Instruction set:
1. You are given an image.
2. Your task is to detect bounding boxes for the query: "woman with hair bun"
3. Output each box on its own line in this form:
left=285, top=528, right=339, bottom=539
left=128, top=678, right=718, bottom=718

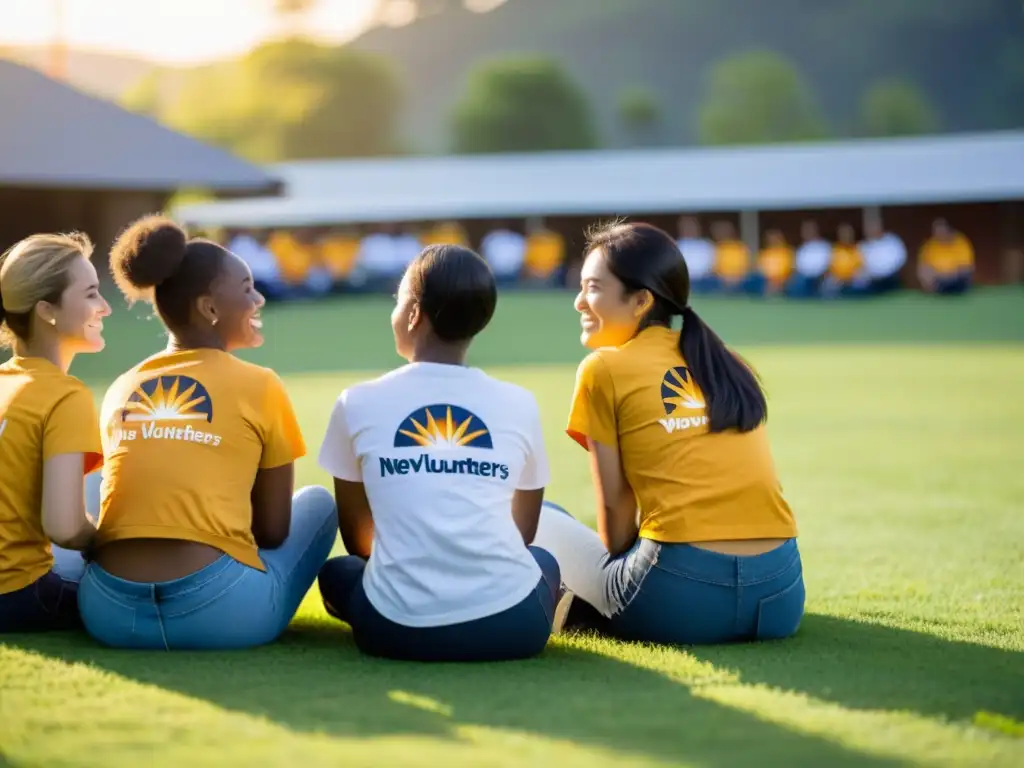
left=78, top=215, right=336, bottom=650
left=0, top=232, right=111, bottom=632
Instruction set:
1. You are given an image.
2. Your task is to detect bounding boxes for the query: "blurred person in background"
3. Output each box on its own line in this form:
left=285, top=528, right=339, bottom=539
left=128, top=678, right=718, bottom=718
left=228, top=228, right=285, bottom=302
left=748, top=229, right=794, bottom=296
left=318, top=225, right=362, bottom=292
left=317, top=244, right=569, bottom=661
left=78, top=216, right=336, bottom=650
left=533, top=222, right=802, bottom=646
left=787, top=220, right=832, bottom=298
left=354, top=222, right=404, bottom=293
left=710, top=220, right=751, bottom=293
left=859, top=219, right=907, bottom=294
left=480, top=220, right=527, bottom=286
left=676, top=216, right=716, bottom=294
left=394, top=224, right=424, bottom=280
left=267, top=228, right=330, bottom=299
left=421, top=220, right=469, bottom=249
left=917, top=218, right=974, bottom=295
left=821, top=223, right=869, bottom=298
left=0, top=232, right=111, bottom=632
left=523, top=219, right=566, bottom=286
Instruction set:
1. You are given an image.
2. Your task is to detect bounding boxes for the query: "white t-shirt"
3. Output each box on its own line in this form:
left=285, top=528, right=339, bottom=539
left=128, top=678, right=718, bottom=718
left=795, top=239, right=833, bottom=278
left=318, top=362, right=550, bottom=627
left=677, top=237, right=715, bottom=279
left=481, top=229, right=527, bottom=278
left=859, top=233, right=907, bottom=279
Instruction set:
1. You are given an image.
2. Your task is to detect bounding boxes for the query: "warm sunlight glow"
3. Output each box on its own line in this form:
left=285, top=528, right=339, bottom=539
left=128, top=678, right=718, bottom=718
left=0, top=0, right=379, bottom=64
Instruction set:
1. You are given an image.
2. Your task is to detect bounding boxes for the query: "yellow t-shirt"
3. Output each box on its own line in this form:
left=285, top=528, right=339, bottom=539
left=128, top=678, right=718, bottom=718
left=830, top=244, right=863, bottom=281
left=319, top=235, right=360, bottom=279
left=421, top=224, right=469, bottom=248
left=96, top=349, right=306, bottom=571
left=757, top=246, right=795, bottom=283
left=0, top=357, right=102, bottom=594
left=715, top=240, right=751, bottom=280
left=524, top=231, right=565, bottom=278
left=567, top=326, right=796, bottom=544
left=267, top=231, right=314, bottom=285
left=920, top=234, right=974, bottom=275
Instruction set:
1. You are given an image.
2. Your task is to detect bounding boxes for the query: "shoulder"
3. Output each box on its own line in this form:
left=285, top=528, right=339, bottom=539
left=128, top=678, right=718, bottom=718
left=475, top=371, right=540, bottom=413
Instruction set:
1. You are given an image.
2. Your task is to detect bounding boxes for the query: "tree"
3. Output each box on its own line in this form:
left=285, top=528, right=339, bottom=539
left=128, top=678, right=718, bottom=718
left=859, top=78, right=941, bottom=137
left=126, top=40, right=405, bottom=162
left=450, top=56, right=598, bottom=154
left=617, top=85, right=661, bottom=146
left=697, top=50, right=828, bottom=146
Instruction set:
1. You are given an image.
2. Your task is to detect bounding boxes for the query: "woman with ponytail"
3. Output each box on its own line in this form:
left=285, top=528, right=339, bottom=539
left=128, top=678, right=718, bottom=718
left=533, top=221, right=803, bottom=645
left=0, top=232, right=111, bottom=632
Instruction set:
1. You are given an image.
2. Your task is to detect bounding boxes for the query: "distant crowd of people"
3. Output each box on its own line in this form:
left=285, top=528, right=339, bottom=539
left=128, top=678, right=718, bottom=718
left=223, top=220, right=567, bottom=301
left=676, top=215, right=975, bottom=299
left=217, top=214, right=977, bottom=302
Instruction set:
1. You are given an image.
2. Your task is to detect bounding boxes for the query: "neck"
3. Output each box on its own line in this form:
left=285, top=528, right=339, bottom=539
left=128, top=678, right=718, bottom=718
left=409, top=341, right=468, bottom=367
left=166, top=329, right=226, bottom=355
left=15, top=336, right=72, bottom=373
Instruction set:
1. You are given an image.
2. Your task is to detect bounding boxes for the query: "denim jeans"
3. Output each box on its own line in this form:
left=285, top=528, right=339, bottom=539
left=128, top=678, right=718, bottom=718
left=533, top=502, right=805, bottom=646
left=318, top=546, right=561, bottom=662
left=78, top=485, right=337, bottom=650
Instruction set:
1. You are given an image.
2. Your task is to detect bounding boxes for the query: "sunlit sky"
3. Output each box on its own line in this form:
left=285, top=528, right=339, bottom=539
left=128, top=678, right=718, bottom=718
left=0, top=0, right=383, bottom=64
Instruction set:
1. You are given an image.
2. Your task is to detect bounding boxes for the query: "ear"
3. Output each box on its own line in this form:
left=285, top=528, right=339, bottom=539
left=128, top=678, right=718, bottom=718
left=195, top=295, right=218, bottom=327
left=407, top=301, right=422, bottom=332
left=35, top=301, right=59, bottom=327
left=631, top=289, right=654, bottom=318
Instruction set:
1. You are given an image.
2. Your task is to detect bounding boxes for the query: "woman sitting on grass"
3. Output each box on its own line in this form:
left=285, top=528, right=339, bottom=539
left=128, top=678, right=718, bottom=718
left=317, top=244, right=570, bottom=661
left=533, top=221, right=804, bottom=646
left=77, top=216, right=337, bottom=650
left=0, top=232, right=111, bottom=632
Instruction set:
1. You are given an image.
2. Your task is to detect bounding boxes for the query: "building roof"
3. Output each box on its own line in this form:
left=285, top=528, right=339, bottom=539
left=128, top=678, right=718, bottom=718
left=0, top=60, right=280, bottom=193
left=173, top=130, right=1024, bottom=228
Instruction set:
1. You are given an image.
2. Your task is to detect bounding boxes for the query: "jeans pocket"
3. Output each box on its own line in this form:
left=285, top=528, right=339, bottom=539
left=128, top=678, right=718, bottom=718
left=755, top=575, right=805, bottom=641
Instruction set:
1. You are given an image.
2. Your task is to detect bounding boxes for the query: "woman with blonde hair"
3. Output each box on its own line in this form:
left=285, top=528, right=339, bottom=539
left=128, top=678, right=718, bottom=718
left=0, top=232, right=111, bottom=632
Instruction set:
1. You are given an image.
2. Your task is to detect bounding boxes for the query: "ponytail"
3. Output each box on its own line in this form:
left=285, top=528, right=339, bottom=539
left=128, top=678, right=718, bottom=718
left=680, top=306, right=766, bottom=433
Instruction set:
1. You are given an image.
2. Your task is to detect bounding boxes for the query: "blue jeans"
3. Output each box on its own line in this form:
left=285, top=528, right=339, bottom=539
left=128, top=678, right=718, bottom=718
left=318, top=546, right=560, bottom=662
left=78, top=486, right=337, bottom=650
left=533, top=502, right=804, bottom=646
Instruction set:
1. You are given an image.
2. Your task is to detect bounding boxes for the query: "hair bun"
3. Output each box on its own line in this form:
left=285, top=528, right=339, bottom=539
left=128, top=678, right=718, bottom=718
left=110, top=215, right=188, bottom=295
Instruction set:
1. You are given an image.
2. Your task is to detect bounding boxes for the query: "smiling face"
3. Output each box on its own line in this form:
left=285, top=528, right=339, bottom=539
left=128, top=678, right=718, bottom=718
left=44, top=255, right=111, bottom=354
left=574, top=248, right=648, bottom=350
left=208, top=251, right=266, bottom=351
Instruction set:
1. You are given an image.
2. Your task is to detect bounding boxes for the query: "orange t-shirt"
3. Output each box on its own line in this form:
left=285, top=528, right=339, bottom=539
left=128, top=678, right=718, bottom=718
left=830, top=244, right=864, bottom=281
left=0, top=357, right=102, bottom=593
left=757, top=246, right=795, bottom=283
left=567, top=326, right=796, bottom=543
left=715, top=241, right=751, bottom=280
left=524, top=231, right=565, bottom=278
left=920, top=234, right=974, bottom=275
left=97, top=349, right=305, bottom=570
left=319, top=235, right=360, bottom=279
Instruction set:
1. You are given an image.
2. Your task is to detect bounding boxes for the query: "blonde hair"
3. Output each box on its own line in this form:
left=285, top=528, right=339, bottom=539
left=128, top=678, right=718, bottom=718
left=0, top=232, right=94, bottom=348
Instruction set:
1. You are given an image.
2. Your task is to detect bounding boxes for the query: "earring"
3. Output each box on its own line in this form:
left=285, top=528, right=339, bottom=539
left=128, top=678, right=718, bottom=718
left=211, top=318, right=218, bottom=327
left=49, top=318, right=56, bottom=326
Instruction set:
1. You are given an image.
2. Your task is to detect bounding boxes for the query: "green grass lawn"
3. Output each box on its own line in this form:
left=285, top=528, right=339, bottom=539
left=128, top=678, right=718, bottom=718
left=2, top=290, right=1023, bottom=767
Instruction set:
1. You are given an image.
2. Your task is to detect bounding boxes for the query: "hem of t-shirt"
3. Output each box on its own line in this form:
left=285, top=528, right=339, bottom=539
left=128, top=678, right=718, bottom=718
left=640, top=523, right=799, bottom=543
left=0, top=561, right=53, bottom=595
left=259, top=448, right=307, bottom=471
left=97, top=526, right=266, bottom=571
left=363, top=572, right=542, bottom=629
left=317, top=458, right=362, bottom=482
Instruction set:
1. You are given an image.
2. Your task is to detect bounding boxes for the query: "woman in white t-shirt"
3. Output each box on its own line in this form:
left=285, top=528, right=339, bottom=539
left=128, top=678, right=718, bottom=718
left=317, top=244, right=569, bottom=661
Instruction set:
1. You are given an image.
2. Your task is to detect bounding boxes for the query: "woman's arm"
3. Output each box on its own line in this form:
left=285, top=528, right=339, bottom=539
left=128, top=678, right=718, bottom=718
left=587, top=438, right=638, bottom=556
left=511, top=488, right=544, bottom=545
left=333, top=478, right=373, bottom=559
left=251, top=463, right=295, bottom=549
left=41, top=453, right=97, bottom=550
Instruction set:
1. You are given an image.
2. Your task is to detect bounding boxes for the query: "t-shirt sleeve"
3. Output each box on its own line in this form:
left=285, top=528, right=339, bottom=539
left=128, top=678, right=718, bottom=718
left=566, top=352, right=618, bottom=450
left=259, top=370, right=306, bottom=470
left=517, top=393, right=550, bottom=491
left=44, top=384, right=103, bottom=475
left=317, top=391, right=362, bottom=482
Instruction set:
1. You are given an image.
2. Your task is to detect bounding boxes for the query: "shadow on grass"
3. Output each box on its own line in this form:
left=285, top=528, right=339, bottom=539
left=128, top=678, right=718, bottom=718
left=691, top=614, right=1024, bottom=721
left=6, top=618, right=903, bottom=767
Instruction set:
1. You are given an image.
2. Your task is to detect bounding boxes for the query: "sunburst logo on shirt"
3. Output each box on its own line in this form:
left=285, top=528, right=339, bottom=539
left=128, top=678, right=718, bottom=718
left=394, top=404, right=493, bottom=449
left=661, top=366, right=705, bottom=414
left=121, top=375, right=214, bottom=423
